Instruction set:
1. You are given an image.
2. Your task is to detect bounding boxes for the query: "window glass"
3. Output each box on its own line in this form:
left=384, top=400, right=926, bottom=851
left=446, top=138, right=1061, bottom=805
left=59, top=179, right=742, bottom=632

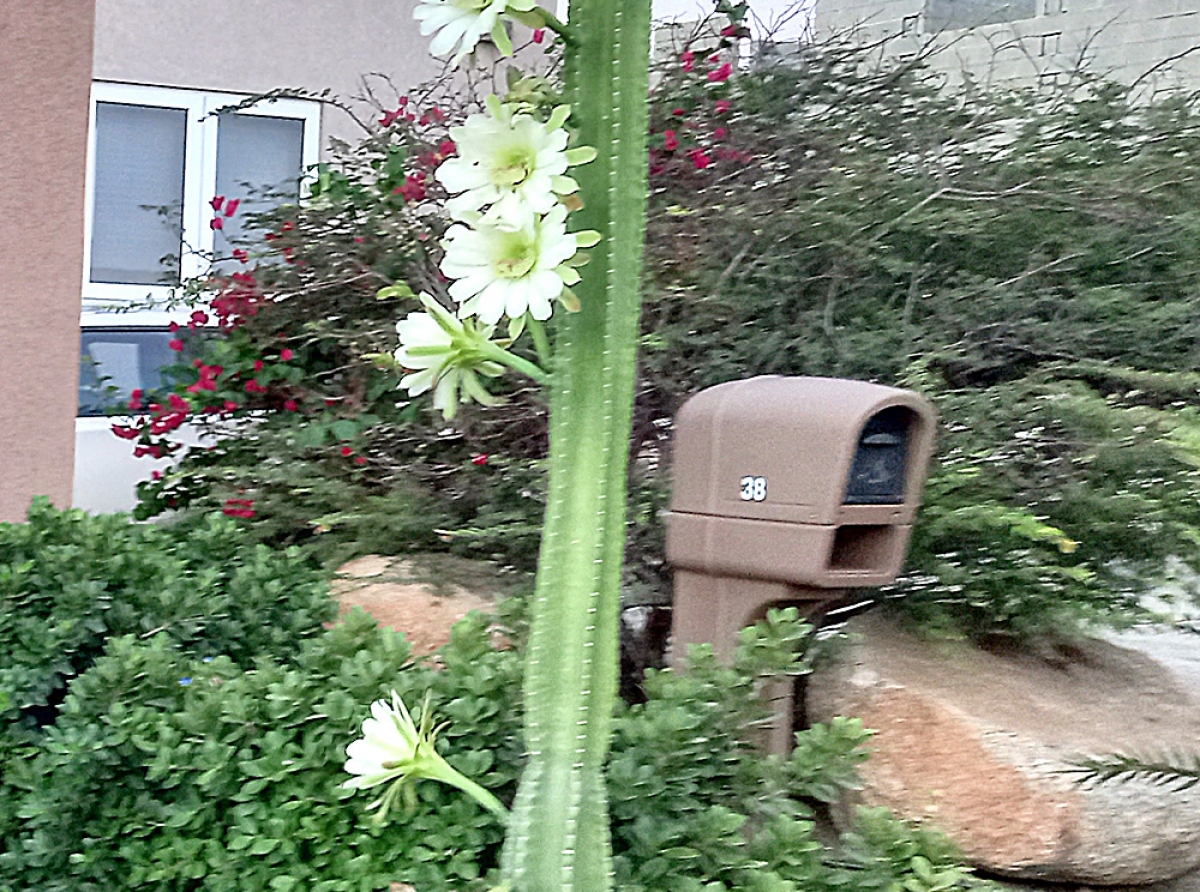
left=214, top=113, right=305, bottom=248
left=79, top=328, right=182, bottom=416
left=924, top=0, right=1036, bottom=30
left=90, top=103, right=187, bottom=285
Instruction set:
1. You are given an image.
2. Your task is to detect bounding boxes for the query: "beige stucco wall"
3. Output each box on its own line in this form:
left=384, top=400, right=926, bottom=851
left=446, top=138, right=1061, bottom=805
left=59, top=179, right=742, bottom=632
left=0, top=0, right=97, bottom=522
left=814, top=0, right=1200, bottom=91
left=92, top=0, right=445, bottom=151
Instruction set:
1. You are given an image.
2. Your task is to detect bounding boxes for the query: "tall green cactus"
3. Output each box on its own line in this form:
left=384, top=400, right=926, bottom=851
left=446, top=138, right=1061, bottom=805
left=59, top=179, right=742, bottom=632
left=353, top=0, right=654, bottom=885
left=499, top=1, right=651, bottom=888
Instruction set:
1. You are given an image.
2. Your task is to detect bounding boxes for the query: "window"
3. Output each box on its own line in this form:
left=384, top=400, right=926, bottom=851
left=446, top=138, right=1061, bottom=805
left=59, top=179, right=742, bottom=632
left=78, top=327, right=186, bottom=416
left=923, top=0, right=1037, bottom=31
left=85, top=83, right=320, bottom=301
left=1039, top=32, right=1061, bottom=55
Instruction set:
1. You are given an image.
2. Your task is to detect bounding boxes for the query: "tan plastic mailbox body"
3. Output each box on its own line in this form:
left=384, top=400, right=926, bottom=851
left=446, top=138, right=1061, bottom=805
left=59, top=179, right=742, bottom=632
left=665, top=376, right=936, bottom=752
left=666, top=375, right=936, bottom=662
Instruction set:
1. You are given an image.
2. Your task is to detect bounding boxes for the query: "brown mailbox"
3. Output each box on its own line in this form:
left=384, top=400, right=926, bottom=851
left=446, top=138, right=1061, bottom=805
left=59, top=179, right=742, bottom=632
left=665, top=376, right=936, bottom=752
left=666, top=375, right=936, bottom=662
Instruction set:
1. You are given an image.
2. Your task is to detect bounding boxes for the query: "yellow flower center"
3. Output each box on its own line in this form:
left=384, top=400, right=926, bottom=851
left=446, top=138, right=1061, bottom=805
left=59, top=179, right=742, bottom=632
left=491, top=147, right=534, bottom=189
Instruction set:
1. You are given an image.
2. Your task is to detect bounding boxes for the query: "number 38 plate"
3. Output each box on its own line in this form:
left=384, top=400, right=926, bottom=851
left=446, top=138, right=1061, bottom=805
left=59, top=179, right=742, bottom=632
left=739, top=476, right=767, bottom=502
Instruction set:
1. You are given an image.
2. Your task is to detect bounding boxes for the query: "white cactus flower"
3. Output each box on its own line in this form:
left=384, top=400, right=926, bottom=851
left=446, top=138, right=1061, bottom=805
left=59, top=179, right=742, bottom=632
left=413, top=0, right=536, bottom=66
left=438, top=100, right=592, bottom=229
left=395, top=294, right=505, bottom=419
left=342, top=690, right=507, bottom=821
left=441, top=204, right=581, bottom=324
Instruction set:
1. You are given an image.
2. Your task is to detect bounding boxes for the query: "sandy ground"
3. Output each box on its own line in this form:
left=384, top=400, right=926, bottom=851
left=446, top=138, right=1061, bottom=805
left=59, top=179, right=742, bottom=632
left=332, top=553, right=528, bottom=655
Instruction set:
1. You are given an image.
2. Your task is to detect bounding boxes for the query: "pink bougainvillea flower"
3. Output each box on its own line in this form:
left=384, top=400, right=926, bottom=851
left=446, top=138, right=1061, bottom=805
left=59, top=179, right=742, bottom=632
left=168, top=338, right=184, bottom=352
left=681, top=50, right=695, bottom=72
left=663, top=129, right=679, bottom=152
left=340, top=446, right=354, bottom=457
left=232, top=248, right=249, bottom=263
left=151, top=470, right=163, bottom=481
left=222, top=497, right=256, bottom=519
left=715, top=99, right=732, bottom=114
left=672, top=107, right=685, bottom=116
left=223, top=198, right=240, bottom=217
left=355, top=456, right=368, bottom=466
left=707, top=52, right=721, bottom=63
left=720, top=24, right=737, bottom=36
left=532, top=27, right=545, bottom=43
left=190, top=310, right=209, bottom=325
left=210, top=195, right=225, bottom=211
left=280, top=348, right=295, bottom=361
left=438, top=139, right=457, bottom=157
left=210, top=216, right=224, bottom=231
left=688, top=148, right=713, bottom=170
left=395, top=172, right=428, bottom=203
left=283, top=399, right=299, bottom=412
left=253, top=359, right=264, bottom=372
left=471, top=453, right=489, bottom=466
left=111, top=424, right=141, bottom=440
left=713, top=126, right=727, bottom=140
left=708, top=62, right=732, bottom=83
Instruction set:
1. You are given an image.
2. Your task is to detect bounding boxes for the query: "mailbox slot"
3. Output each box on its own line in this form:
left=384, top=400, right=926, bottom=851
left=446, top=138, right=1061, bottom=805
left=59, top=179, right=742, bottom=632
left=829, top=524, right=896, bottom=572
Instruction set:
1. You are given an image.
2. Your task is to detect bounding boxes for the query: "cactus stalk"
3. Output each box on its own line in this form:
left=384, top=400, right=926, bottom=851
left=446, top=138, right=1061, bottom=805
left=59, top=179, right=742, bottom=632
left=499, top=0, right=651, bottom=887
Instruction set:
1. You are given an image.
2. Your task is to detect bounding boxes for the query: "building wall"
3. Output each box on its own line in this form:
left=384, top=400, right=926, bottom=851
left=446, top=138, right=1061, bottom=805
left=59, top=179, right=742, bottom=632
left=93, top=0, right=444, bottom=150
left=0, top=0, right=97, bottom=522
left=814, top=0, right=1200, bottom=91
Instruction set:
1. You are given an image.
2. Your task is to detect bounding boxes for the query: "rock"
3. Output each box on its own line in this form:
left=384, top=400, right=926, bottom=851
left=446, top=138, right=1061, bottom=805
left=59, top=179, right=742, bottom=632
left=806, top=612, right=1200, bottom=885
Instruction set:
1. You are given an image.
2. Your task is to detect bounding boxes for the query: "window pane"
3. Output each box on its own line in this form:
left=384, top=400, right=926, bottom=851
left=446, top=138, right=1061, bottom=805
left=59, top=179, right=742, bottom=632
left=214, top=114, right=305, bottom=248
left=90, top=103, right=186, bottom=285
left=924, top=0, right=1036, bottom=30
left=79, top=328, right=183, bottom=416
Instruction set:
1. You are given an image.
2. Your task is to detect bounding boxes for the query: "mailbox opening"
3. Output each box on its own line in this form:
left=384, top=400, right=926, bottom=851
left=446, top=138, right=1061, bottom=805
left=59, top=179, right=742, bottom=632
left=829, top=524, right=897, bottom=572
left=844, top=406, right=914, bottom=505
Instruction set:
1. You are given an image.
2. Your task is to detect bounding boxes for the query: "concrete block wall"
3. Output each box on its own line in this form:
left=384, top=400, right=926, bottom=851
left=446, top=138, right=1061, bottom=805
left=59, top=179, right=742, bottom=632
left=813, top=0, right=1200, bottom=91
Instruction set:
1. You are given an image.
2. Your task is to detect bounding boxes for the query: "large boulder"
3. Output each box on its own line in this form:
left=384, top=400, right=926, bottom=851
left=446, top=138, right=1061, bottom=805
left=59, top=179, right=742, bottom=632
left=807, top=613, right=1200, bottom=885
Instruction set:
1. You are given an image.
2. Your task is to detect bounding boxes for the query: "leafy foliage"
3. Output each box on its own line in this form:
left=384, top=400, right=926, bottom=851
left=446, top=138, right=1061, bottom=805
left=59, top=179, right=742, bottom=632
left=0, top=548, right=980, bottom=892
left=0, top=499, right=333, bottom=738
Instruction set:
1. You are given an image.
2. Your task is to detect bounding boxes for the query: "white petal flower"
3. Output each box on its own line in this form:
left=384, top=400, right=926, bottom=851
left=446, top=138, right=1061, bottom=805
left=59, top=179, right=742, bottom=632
left=441, top=204, right=578, bottom=324
left=342, top=690, right=508, bottom=821
left=342, top=692, right=424, bottom=791
left=395, top=294, right=505, bottom=418
left=413, top=0, right=536, bottom=66
left=438, top=101, right=573, bottom=228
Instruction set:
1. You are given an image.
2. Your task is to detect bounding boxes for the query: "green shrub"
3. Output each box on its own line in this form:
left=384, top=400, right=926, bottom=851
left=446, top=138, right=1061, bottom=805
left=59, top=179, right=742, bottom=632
left=2, top=601, right=981, bottom=892
left=886, top=373, right=1200, bottom=641
left=0, top=500, right=334, bottom=737
left=2, top=612, right=520, bottom=892
left=113, top=39, right=1200, bottom=644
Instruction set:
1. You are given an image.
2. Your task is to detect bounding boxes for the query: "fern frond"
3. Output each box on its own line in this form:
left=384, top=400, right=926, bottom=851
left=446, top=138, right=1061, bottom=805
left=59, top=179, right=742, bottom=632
left=1067, top=753, right=1200, bottom=791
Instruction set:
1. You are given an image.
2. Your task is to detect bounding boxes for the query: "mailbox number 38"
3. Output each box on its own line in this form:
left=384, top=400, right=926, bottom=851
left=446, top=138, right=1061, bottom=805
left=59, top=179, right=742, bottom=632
left=739, top=475, right=768, bottom=502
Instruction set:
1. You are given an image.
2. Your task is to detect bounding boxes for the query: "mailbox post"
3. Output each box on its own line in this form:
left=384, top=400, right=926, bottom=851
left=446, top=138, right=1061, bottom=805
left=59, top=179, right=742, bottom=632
left=664, top=375, right=936, bottom=751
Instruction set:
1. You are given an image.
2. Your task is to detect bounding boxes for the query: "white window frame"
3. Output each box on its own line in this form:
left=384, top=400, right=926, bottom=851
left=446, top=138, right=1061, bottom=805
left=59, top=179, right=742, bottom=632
left=83, top=82, right=320, bottom=303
